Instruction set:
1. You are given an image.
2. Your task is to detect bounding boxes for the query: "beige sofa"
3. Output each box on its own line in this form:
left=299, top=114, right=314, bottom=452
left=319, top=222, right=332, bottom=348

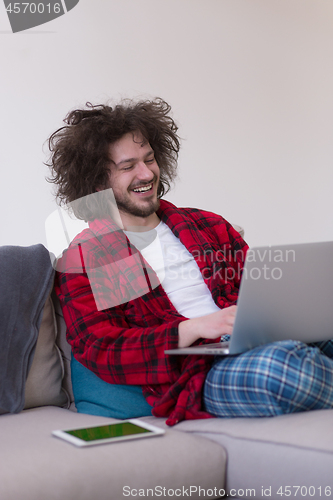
left=2, top=260, right=333, bottom=500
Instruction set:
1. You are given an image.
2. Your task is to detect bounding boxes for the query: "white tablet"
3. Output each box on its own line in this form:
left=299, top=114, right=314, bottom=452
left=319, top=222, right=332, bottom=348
left=52, top=419, right=165, bottom=447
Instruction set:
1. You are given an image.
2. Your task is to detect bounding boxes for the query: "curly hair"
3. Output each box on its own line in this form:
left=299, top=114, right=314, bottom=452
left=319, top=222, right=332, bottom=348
left=46, top=98, right=180, bottom=220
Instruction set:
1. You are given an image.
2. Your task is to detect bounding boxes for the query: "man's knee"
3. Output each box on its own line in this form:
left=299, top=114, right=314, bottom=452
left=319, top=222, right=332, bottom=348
left=256, top=340, right=333, bottom=412
left=249, top=340, right=320, bottom=389
left=204, top=340, right=333, bottom=417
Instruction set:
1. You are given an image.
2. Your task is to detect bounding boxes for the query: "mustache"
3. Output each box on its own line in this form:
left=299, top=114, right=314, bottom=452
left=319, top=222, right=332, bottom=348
left=130, top=175, right=158, bottom=190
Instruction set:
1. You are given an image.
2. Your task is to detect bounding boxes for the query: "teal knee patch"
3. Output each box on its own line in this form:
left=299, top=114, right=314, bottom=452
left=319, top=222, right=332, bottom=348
left=71, top=355, right=153, bottom=419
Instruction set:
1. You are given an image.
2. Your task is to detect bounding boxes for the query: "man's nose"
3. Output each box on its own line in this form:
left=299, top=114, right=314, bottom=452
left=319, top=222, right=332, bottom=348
left=136, top=161, right=154, bottom=179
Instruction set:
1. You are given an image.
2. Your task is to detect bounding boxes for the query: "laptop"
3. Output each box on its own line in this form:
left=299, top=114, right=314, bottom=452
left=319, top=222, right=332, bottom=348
left=165, top=240, right=333, bottom=356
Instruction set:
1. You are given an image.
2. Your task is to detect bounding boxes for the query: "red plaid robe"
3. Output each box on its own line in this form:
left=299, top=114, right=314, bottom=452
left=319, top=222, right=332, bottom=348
left=55, top=199, right=248, bottom=425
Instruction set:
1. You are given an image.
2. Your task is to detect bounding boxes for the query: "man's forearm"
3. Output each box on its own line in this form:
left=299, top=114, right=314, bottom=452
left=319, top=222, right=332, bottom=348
left=178, top=318, right=202, bottom=348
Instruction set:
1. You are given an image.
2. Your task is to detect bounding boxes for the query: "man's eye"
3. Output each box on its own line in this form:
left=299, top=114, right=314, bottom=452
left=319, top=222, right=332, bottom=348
left=122, top=165, right=133, bottom=171
left=146, top=158, right=154, bottom=164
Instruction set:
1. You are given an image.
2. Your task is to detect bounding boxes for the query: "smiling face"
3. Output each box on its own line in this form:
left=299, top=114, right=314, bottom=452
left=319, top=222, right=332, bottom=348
left=107, top=131, right=161, bottom=230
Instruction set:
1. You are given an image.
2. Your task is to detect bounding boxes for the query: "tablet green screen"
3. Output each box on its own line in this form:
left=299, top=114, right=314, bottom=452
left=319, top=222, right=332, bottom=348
left=65, top=422, right=151, bottom=442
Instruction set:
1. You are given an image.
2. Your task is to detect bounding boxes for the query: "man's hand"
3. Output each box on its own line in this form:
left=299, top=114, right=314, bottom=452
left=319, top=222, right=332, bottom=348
left=178, top=305, right=237, bottom=348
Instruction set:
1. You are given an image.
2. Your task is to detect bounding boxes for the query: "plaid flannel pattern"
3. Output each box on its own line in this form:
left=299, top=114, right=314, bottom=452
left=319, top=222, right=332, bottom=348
left=55, top=199, right=248, bottom=426
left=204, top=339, right=333, bottom=417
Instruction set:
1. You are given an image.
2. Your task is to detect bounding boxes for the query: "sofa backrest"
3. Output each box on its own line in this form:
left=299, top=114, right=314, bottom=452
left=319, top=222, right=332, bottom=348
left=24, top=284, right=74, bottom=411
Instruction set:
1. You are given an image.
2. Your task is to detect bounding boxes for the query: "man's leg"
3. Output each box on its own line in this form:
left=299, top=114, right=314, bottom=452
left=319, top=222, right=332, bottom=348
left=310, top=340, right=333, bottom=359
left=203, top=340, right=333, bottom=417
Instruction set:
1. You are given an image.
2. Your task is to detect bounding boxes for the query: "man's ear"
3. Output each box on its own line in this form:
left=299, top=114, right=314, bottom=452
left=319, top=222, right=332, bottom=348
left=95, top=184, right=109, bottom=192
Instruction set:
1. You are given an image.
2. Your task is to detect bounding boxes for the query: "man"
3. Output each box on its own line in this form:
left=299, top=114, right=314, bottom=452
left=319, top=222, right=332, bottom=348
left=48, top=98, right=333, bottom=426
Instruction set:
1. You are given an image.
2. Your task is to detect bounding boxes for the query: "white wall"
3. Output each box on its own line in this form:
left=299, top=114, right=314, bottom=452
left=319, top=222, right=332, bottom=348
left=0, top=0, right=332, bottom=248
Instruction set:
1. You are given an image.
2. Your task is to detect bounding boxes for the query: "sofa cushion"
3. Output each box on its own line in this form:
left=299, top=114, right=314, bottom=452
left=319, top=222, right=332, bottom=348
left=52, top=290, right=75, bottom=404
left=142, top=410, right=333, bottom=498
left=0, top=244, right=56, bottom=414
left=24, top=294, right=69, bottom=409
left=0, top=407, right=227, bottom=500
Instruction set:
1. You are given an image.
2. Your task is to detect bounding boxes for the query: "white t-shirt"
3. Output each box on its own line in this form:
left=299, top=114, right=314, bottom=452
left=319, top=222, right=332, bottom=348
left=124, top=221, right=220, bottom=319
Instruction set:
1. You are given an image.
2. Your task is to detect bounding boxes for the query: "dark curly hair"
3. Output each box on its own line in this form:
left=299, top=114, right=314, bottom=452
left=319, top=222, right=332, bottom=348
left=46, top=98, right=180, bottom=220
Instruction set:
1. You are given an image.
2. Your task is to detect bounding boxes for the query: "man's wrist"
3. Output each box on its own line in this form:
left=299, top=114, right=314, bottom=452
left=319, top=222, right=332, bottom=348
left=178, top=318, right=201, bottom=348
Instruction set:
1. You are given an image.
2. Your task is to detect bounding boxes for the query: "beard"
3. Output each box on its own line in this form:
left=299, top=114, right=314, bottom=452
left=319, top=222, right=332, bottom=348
left=112, top=174, right=161, bottom=219
left=115, top=196, right=160, bottom=218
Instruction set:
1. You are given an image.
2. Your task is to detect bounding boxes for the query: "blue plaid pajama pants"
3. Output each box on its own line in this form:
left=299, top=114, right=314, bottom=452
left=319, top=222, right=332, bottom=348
left=203, top=339, right=333, bottom=417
